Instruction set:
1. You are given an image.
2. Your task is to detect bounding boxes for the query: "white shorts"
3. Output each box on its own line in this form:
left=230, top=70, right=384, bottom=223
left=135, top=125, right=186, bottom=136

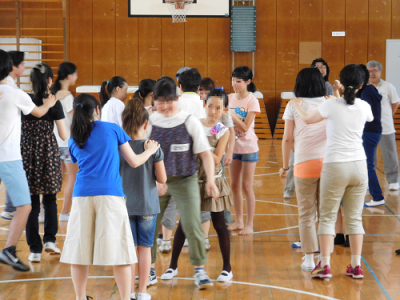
left=60, top=195, right=137, bottom=266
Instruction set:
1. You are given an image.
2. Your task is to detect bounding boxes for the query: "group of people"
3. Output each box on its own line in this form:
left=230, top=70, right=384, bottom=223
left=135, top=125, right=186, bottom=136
left=0, top=48, right=263, bottom=300
left=280, top=59, right=400, bottom=279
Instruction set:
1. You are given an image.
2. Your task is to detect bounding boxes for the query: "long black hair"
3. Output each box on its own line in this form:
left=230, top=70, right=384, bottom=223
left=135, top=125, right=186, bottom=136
left=71, top=93, right=100, bottom=149
left=0, top=50, right=13, bottom=81
left=311, top=58, right=330, bottom=82
left=153, top=76, right=177, bottom=100
left=100, top=76, right=126, bottom=107
left=51, top=62, right=77, bottom=95
left=294, top=68, right=326, bottom=98
left=339, top=64, right=365, bottom=105
left=232, top=66, right=256, bottom=93
left=355, top=64, right=369, bottom=98
left=30, top=63, right=54, bottom=101
left=133, top=78, right=156, bottom=103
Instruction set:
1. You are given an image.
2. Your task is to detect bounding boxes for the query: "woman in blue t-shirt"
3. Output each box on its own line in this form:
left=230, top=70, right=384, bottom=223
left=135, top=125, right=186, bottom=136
left=60, top=93, right=160, bottom=300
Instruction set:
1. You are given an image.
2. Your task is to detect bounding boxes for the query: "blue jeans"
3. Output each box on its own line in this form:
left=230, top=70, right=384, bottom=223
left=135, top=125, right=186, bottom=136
left=232, top=152, right=259, bottom=162
left=363, top=132, right=384, bottom=201
left=130, top=215, right=157, bottom=247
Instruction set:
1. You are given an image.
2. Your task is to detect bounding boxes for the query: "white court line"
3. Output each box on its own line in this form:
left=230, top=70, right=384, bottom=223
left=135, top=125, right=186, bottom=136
left=0, top=276, right=340, bottom=300
left=256, top=199, right=299, bottom=207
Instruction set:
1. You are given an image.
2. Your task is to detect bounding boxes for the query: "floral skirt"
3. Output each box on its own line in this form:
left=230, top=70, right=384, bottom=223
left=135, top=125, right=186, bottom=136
left=21, top=120, right=62, bottom=195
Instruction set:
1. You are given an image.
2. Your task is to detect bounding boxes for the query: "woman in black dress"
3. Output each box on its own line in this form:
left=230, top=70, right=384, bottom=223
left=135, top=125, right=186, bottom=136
left=21, top=63, right=68, bottom=262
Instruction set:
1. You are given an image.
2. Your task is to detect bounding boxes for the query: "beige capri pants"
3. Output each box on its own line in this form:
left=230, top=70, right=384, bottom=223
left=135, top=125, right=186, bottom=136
left=60, top=196, right=137, bottom=266
left=318, top=160, right=367, bottom=236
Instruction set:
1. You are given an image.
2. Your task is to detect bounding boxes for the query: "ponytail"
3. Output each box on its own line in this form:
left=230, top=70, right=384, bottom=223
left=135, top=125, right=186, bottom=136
left=71, top=93, right=100, bottom=149
left=137, top=78, right=156, bottom=103
left=339, top=64, right=365, bottom=106
left=30, top=63, right=53, bottom=100
left=133, top=90, right=142, bottom=100
left=122, top=98, right=149, bottom=139
left=99, top=76, right=126, bottom=107
left=51, top=61, right=77, bottom=95
left=232, top=65, right=256, bottom=92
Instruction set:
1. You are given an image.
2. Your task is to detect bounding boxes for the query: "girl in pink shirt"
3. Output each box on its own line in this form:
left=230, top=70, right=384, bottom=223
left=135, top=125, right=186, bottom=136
left=228, top=66, right=260, bottom=235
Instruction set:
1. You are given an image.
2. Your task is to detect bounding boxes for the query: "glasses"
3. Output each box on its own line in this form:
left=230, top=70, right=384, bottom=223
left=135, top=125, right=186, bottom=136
left=369, top=69, right=381, bottom=74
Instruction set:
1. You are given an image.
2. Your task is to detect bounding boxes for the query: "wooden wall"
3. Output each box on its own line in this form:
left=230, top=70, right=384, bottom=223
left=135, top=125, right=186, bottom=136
left=2, top=0, right=400, bottom=133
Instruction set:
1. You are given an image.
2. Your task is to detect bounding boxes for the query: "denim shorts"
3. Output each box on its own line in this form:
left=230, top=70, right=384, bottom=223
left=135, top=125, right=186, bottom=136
left=60, top=147, right=73, bottom=164
left=0, top=160, right=31, bottom=207
left=129, top=215, right=157, bottom=247
left=232, top=152, right=259, bottom=162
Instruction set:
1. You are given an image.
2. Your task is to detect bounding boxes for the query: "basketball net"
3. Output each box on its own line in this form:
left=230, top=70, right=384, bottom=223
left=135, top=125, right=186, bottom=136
left=166, top=0, right=194, bottom=23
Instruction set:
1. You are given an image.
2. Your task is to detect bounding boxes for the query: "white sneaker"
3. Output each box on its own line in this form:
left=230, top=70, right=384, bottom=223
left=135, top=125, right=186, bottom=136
left=28, top=253, right=41, bottom=263
left=194, top=269, right=213, bottom=289
left=38, top=205, right=45, bottom=223
left=217, top=270, right=233, bottom=282
left=283, top=193, right=291, bottom=199
left=137, top=293, right=151, bottom=300
left=389, top=183, right=399, bottom=190
left=159, top=241, right=171, bottom=253
left=364, top=199, right=385, bottom=207
left=1, top=211, right=15, bottom=220
left=59, top=213, right=70, bottom=222
left=301, top=255, right=315, bottom=271
left=183, top=239, right=189, bottom=246
left=205, top=239, right=211, bottom=251
left=161, top=268, right=178, bottom=280
left=44, top=242, right=61, bottom=255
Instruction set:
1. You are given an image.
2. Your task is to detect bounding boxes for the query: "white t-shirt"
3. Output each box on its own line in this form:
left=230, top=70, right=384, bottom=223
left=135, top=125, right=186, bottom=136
left=0, top=85, right=35, bottom=162
left=318, top=97, right=373, bottom=163
left=101, top=97, right=125, bottom=127
left=7, top=76, right=18, bottom=89
left=376, top=79, right=400, bottom=135
left=282, top=97, right=327, bottom=165
left=54, top=94, right=74, bottom=147
left=145, top=110, right=210, bottom=154
left=177, top=92, right=206, bottom=119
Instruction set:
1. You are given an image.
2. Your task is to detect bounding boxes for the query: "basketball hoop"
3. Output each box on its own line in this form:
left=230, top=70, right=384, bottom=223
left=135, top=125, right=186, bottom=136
left=166, top=0, right=194, bottom=23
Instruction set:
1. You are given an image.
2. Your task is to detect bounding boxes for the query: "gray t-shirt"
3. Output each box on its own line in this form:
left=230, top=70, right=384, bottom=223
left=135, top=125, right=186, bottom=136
left=325, top=82, right=334, bottom=96
left=120, top=139, right=164, bottom=216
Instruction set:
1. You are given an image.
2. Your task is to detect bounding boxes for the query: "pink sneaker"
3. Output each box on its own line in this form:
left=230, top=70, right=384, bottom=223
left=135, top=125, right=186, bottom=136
left=311, top=261, right=332, bottom=279
left=346, top=265, right=364, bottom=279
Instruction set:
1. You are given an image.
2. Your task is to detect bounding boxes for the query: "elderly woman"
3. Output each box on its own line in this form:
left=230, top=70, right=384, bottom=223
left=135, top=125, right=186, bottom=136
left=311, top=58, right=333, bottom=96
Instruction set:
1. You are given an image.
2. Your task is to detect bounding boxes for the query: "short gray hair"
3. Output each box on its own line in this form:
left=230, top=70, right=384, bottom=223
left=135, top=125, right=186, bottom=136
left=366, top=60, right=382, bottom=71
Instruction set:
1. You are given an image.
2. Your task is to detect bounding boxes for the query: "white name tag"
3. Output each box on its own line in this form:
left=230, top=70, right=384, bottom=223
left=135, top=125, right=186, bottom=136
left=170, top=143, right=190, bottom=152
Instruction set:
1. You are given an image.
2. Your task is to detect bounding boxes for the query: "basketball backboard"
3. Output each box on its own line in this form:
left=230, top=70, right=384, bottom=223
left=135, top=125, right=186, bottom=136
left=128, top=0, right=231, bottom=18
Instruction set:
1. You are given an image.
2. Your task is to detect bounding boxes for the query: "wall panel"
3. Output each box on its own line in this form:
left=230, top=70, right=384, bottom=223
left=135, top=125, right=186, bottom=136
left=345, top=0, right=368, bottom=65
left=116, top=0, right=139, bottom=85
left=368, top=0, right=391, bottom=76
left=207, top=18, right=231, bottom=92
left=69, top=0, right=93, bottom=86
left=161, top=20, right=185, bottom=81
left=322, top=0, right=345, bottom=83
left=92, top=0, right=116, bottom=84
left=185, top=18, right=208, bottom=78
left=138, top=19, right=162, bottom=81
left=393, top=0, right=400, bottom=39
left=275, top=0, right=299, bottom=106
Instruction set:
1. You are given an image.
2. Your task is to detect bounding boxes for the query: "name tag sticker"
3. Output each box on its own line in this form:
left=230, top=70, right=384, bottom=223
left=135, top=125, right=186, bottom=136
left=171, top=143, right=190, bottom=152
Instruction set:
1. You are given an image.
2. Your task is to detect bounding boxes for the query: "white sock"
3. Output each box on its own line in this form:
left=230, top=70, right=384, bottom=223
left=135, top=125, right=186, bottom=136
left=321, top=256, right=330, bottom=267
left=205, top=238, right=209, bottom=243
left=351, top=255, right=361, bottom=268
left=304, top=253, right=314, bottom=264
left=130, top=292, right=136, bottom=298
left=162, top=240, right=171, bottom=245
left=138, top=293, right=148, bottom=297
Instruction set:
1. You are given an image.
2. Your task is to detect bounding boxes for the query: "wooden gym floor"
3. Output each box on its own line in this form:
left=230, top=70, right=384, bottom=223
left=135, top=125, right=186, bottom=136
left=0, top=140, right=399, bottom=300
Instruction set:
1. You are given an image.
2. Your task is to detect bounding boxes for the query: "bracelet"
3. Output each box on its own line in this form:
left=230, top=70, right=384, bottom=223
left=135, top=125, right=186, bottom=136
left=281, top=166, right=289, bottom=171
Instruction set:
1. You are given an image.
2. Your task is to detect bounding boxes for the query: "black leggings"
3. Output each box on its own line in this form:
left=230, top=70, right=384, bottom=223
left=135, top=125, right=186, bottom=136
left=169, top=211, right=231, bottom=272
left=26, top=193, right=58, bottom=253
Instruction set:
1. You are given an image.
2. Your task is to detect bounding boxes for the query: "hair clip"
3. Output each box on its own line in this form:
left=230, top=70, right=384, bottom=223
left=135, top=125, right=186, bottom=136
left=33, top=64, right=46, bottom=74
left=348, top=86, right=353, bottom=89
left=107, top=81, right=109, bottom=84
left=77, top=103, right=84, bottom=108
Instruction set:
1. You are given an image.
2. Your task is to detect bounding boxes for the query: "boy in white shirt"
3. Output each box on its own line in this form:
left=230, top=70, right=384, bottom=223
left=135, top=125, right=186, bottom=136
left=0, top=50, right=57, bottom=272
left=1, top=51, right=25, bottom=220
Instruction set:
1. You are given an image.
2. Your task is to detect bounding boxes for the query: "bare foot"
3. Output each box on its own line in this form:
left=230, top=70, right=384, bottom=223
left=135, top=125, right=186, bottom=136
left=228, top=221, right=244, bottom=231
left=239, top=225, right=253, bottom=236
